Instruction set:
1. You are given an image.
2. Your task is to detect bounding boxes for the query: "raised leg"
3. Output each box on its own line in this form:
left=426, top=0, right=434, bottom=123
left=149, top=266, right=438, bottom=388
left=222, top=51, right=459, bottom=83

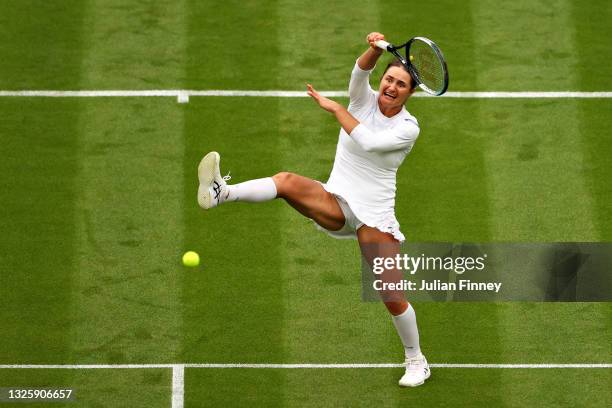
left=272, top=172, right=345, bottom=232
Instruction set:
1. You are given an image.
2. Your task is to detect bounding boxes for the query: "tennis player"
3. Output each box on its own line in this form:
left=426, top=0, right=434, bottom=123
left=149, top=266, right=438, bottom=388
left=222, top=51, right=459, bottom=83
left=198, top=32, right=429, bottom=387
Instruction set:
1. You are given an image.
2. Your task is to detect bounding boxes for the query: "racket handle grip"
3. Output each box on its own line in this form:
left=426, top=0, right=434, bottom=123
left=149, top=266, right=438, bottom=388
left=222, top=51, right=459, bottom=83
left=375, top=40, right=391, bottom=51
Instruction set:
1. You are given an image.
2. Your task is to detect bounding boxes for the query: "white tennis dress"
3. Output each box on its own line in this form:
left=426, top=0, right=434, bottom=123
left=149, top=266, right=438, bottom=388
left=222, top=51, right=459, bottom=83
left=321, top=61, right=420, bottom=242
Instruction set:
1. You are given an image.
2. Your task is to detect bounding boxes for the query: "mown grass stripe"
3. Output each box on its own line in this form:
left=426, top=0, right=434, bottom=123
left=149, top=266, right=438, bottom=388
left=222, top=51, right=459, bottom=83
left=71, top=0, right=186, bottom=372
left=472, top=2, right=608, bottom=407
left=277, top=0, right=382, bottom=374
left=275, top=3, right=387, bottom=406
left=0, top=1, right=85, bottom=374
left=79, top=0, right=186, bottom=89
left=474, top=0, right=599, bottom=237
left=0, top=100, right=82, bottom=366
left=387, top=2, right=504, bottom=406
left=182, top=1, right=286, bottom=406
left=0, top=2, right=87, bottom=398
left=574, top=3, right=612, bottom=242
left=573, top=3, right=612, bottom=377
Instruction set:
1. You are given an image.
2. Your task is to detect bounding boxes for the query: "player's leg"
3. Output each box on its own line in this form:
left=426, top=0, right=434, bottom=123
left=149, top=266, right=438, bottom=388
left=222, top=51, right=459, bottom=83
left=357, top=225, right=430, bottom=387
left=357, top=225, right=407, bottom=313
left=271, top=172, right=345, bottom=231
left=197, top=152, right=345, bottom=231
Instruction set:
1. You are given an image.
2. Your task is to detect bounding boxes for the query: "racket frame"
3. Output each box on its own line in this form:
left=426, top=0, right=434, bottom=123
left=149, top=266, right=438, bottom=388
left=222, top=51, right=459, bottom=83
left=376, top=37, right=449, bottom=96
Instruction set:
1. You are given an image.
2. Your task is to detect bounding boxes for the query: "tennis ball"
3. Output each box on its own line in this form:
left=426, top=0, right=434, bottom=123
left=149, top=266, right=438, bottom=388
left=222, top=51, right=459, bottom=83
left=409, top=55, right=414, bottom=62
left=182, top=251, right=200, bottom=267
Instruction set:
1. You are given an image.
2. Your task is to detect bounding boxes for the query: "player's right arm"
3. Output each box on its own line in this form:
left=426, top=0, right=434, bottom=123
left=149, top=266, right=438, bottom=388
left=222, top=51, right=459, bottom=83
left=357, top=32, right=385, bottom=70
left=349, top=32, right=385, bottom=111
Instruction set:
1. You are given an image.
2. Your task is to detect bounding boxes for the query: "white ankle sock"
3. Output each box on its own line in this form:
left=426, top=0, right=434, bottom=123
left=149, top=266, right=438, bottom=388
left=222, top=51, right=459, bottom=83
left=392, top=304, right=421, bottom=359
left=226, top=177, right=277, bottom=203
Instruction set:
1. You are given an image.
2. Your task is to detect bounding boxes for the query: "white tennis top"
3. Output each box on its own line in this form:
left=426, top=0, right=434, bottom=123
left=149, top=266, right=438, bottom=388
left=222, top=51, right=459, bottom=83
left=324, top=62, right=420, bottom=241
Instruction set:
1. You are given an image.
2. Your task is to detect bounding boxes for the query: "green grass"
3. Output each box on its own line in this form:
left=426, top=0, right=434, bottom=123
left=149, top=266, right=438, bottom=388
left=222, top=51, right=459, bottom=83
left=0, top=0, right=610, bottom=407
left=0, top=368, right=171, bottom=408
left=187, top=367, right=611, bottom=407
left=69, top=98, right=184, bottom=364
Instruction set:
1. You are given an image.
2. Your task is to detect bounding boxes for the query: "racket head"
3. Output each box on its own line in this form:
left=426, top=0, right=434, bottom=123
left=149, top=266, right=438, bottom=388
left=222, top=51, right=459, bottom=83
left=405, top=37, right=449, bottom=96
left=384, top=46, right=420, bottom=91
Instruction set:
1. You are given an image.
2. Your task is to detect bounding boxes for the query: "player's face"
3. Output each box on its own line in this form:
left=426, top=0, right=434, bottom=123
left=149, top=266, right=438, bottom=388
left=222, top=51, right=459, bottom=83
left=378, top=66, right=414, bottom=110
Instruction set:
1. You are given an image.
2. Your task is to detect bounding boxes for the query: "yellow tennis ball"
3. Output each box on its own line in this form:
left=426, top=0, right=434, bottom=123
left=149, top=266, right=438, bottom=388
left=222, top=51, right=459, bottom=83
left=409, top=55, right=414, bottom=62
left=182, top=251, right=200, bottom=267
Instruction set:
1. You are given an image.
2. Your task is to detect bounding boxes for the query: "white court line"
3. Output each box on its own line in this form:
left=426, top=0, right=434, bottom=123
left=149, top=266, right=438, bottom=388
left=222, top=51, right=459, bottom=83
left=0, top=90, right=611, bottom=100
left=1, top=363, right=610, bottom=369
left=185, top=363, right=612, bottom=369
left=0, top=364, right=174, bottom=369
left=171, top=364, right=184, bottom=408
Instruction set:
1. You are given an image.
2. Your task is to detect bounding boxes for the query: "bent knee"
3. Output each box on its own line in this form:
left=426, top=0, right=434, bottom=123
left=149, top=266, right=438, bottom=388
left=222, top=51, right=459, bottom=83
left=272, top=172, right=296, bottom=196
left=384, top=300, right=408, bottom=316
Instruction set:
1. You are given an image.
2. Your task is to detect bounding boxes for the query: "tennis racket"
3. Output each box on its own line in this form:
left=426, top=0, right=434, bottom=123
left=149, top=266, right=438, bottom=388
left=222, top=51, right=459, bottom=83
left=375, top=37, right=449, bottom=96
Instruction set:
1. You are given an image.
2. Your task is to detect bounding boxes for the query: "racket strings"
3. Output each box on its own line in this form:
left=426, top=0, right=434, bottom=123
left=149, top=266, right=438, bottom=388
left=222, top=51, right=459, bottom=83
left=406, top=41, right=446, bottom=94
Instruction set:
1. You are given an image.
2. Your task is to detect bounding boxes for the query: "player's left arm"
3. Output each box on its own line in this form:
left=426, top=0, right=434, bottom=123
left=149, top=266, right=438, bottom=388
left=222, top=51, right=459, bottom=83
left=307, top=83, right=359, bottom=133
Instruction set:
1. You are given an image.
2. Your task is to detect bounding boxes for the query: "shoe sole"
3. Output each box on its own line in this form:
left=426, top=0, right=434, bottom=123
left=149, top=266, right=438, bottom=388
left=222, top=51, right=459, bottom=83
left=197, top=151, right=220, bottom=209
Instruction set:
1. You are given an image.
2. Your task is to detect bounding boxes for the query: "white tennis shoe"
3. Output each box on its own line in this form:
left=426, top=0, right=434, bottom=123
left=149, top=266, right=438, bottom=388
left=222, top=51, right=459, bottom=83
left=399, top=353, right=430, bottom=387
left=198, top=151, right=231, bottom=209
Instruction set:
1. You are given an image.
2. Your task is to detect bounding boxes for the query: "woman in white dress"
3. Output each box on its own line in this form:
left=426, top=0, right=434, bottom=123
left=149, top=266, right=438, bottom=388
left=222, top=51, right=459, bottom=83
left=198, top=32, right=430, bottom=387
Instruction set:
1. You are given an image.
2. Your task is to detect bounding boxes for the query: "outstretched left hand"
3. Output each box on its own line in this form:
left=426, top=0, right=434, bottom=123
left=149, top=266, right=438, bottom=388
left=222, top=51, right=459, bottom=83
left=306, top=84, right=341, bottom=113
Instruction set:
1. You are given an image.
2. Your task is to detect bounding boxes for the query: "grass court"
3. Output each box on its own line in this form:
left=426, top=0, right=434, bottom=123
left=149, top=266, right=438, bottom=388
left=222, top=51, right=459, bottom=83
left=0, top=0, right=610, bottom=406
